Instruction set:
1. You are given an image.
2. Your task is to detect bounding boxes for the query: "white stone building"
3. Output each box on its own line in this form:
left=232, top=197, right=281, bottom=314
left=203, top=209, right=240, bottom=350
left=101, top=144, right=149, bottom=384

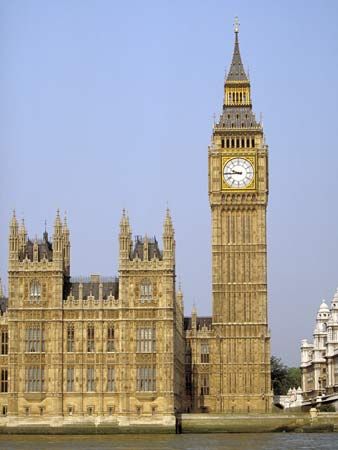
left=301, top=290, right=338, bottom=408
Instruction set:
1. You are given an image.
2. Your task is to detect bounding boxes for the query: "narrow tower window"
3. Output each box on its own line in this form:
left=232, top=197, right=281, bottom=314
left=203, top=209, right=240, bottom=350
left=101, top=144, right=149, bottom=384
left=30, top=281, right=41, bottom=302
left=1, top=330, right=8, bottom=355
left=221, top=139, right=224, bottom=148
left=67, top=367, right=74, bottom=392
left=107, top=367, right=115, bottom=392
left=0, top=369, right=8, bottom=393
left=87, top=367, right=95, bottom=392
left=200, top=340, right=210, bottom=363
left=107, top=325, right=115, bottom=352
left=200, top=374, right=210, bottom=395
left=87, top=324, right=95, bottom=353
left=67, top=324, right=75, bottom=352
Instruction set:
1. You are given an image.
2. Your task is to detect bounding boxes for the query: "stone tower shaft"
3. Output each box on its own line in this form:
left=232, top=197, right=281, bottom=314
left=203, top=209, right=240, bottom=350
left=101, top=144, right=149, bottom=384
left=208, top=24, right=271, bottom=413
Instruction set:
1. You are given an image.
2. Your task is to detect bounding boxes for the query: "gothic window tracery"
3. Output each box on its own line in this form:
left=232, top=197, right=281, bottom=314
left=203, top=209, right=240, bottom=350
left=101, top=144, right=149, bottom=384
left=140, top=280, right=152, bottom=302
left=30, top=280, right=41, bottom=302
left=200, top=340, right=210, bottom=363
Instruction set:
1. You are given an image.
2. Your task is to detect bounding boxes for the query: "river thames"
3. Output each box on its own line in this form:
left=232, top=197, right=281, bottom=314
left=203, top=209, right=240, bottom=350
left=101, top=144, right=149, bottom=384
left=0, top=433, right=337, bottom=450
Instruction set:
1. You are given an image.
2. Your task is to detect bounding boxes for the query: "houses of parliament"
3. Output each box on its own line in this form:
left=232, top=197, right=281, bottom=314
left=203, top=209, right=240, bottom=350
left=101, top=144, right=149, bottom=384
left=0, top=24, right=271, bottom=425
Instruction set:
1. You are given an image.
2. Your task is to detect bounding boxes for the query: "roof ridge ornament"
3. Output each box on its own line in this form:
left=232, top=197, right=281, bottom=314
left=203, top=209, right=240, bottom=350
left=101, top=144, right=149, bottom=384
left=234, top=16, right=239, bottom=34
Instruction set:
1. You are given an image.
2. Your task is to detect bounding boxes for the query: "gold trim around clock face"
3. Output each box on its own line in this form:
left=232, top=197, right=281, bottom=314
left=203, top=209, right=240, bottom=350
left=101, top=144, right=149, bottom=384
left=221, top=155, right=256, bottom=191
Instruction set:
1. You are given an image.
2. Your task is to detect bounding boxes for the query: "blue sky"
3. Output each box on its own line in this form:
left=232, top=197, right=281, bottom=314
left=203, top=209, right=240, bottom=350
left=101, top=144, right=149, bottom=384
left=1, top=0, right=338, bottom=366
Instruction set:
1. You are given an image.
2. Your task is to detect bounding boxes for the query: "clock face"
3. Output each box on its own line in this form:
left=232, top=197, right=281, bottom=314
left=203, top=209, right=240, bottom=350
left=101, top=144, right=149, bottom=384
left=223, top=158, right=254, bottom=188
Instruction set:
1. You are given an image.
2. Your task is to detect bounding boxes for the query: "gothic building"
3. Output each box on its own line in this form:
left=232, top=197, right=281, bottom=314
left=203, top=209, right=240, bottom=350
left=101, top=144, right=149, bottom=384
left=0, top=24, right=271, bottom=423
left=301, top=290, right=338, bottom=407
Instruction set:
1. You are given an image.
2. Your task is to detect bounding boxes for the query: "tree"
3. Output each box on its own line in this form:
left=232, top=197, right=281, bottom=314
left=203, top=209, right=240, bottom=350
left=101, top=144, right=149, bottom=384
left=271, top=356, right=288, bottom=395
left=287, top=367, right=301, bottom=390
left=271, top=356, right=301, bottom=395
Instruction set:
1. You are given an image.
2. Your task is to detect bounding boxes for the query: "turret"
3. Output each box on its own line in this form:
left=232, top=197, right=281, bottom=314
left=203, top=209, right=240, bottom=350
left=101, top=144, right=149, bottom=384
left=9, top=210, right=19, bottom=261
left=313, top=300, right=329, bottom=362
left=191, top=304, right=197, bottom=331
left=33, top=236, right=39, bottom=262
left=177, top=283, right=183, bottom=310
left=119, top=209, right=132, bottom=262
left=18, top=218, right=27, bottom=253
left=62, top=214, right=70, bottom=275
left=163, top=208, right=175, bottom=261
left=329, top=288, right=338, bottom=323
left=53, top=209, right=63, bottom=260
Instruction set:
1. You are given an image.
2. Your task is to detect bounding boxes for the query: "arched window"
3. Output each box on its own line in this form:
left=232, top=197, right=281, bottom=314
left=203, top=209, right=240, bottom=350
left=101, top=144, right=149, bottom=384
left=67, top=324, right=75, bottom=352
left=226, top=139, right=230, bottom=148
left=140, top=280, right=152, bottom=302
left=30, top=281, right=41, bottom=302
left=221, top=139, right=224, bottom=148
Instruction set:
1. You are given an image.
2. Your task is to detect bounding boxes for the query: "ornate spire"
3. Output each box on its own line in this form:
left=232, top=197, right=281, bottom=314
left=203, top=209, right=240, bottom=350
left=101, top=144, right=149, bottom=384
left=226, top=17, right=248, bottom=82
left=63, top=212, right=69, bottom=236
left=163, top=208, right=174, bottom=235
left=119, top=209, right=131, bottom=235
left=10, top=210, right=18, bottom=231
left=54, top=209, right=62, bottom=232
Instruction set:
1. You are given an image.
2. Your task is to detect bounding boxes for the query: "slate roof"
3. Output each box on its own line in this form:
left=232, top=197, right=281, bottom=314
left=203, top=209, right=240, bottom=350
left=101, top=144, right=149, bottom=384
left=184, top=316, right=212, bottom=331
left=19, top=232, right=53, bottom=262
left=132, top=236, right=162, bottom=261
left=217, top=106, right=260, bottom=129
left=65, top=278, right=119, bottom=300
left=226, top=31, right=248, bottom=82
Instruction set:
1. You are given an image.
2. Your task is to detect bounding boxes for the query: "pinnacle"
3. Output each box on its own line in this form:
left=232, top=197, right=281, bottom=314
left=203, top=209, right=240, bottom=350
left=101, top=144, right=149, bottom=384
left=226, top=25, right=248, bottom=83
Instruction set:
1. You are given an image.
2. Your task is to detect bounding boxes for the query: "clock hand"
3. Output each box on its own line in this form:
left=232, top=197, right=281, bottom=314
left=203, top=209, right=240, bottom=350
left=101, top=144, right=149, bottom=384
left=224, top=170, right=243, bottom=175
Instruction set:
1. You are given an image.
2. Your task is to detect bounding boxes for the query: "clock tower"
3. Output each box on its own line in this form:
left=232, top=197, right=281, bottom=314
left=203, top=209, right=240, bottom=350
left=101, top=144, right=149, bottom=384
left=208, top=21, right=271, bottom=412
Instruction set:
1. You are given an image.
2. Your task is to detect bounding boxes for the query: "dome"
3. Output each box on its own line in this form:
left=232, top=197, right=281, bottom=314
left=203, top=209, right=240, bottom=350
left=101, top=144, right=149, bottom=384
left=316, top=300, right=330, bottom=322
left=331, top=288, right=338, bottom=309
left=319, top=300, right=330, bottom=312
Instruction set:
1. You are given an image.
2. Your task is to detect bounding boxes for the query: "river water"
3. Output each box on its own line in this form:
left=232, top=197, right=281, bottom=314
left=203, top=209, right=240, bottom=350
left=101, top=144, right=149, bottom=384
left=0, top=434, right=336, bottom=450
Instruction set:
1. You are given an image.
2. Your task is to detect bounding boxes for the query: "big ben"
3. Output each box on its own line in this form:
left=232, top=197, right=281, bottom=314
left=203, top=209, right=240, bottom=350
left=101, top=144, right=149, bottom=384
left=209, top=20, right=272, bottom=412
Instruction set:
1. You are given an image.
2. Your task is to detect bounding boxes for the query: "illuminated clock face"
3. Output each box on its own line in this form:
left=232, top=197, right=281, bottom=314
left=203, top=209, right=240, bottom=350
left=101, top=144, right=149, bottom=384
left=223, top=158, right=254, bottom=188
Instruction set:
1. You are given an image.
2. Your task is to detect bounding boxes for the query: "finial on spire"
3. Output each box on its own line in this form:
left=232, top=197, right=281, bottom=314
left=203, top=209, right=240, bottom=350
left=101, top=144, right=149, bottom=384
left=234, top=16, right=239, bottom=34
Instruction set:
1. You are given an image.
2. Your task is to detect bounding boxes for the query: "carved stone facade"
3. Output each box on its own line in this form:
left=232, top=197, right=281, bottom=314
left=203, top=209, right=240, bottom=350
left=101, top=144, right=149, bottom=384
left=0, top=209, right=184, bottom=420
left=0, top=26, right=272, bottom=421
left=185, top=25, right=271, bottom=413
left=301, top=291, right=338, bottom=407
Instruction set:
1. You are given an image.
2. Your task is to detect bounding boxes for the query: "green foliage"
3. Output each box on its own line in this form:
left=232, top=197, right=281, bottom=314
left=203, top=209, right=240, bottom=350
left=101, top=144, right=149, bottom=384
left=271, top=356, right=301, bottom=395
left=318, top=403, right=336, bottom=412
